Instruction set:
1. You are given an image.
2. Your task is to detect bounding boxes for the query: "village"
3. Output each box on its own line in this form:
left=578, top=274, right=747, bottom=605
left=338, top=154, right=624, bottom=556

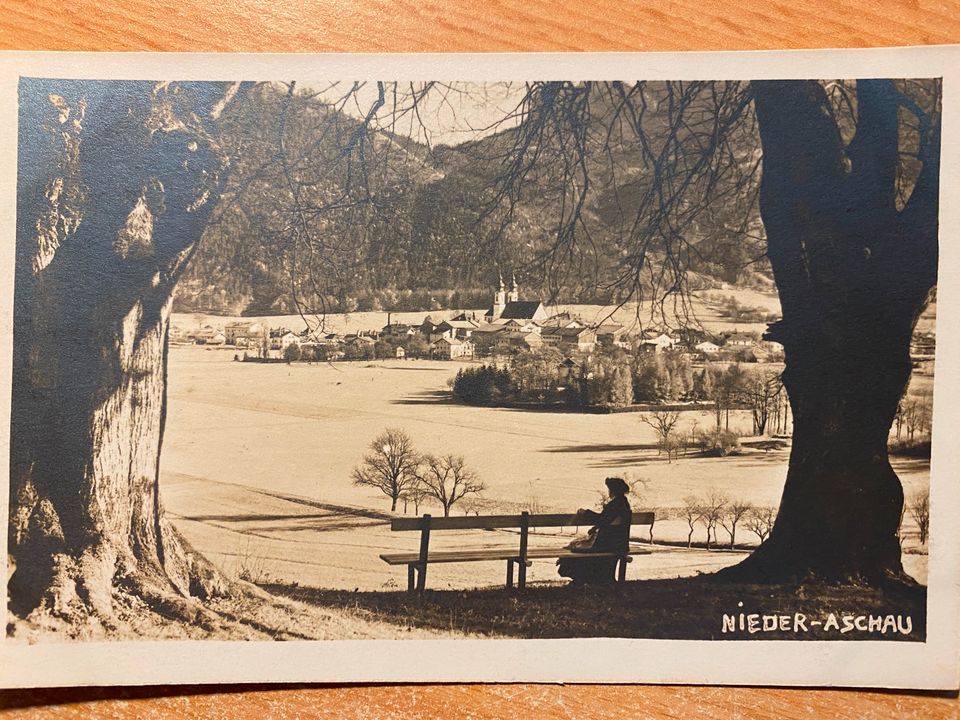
left=172, top=274, right=790, bottom=366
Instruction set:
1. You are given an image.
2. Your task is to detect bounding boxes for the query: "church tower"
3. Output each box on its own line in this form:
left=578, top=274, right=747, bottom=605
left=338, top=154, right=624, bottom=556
left=492, top=272, right=507, bottom=320
left=509, top=272, right=520, bottom=302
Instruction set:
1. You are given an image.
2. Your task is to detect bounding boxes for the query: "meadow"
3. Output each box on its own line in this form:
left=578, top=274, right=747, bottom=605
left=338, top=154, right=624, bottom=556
left=160, top=337, right=930, bottom=593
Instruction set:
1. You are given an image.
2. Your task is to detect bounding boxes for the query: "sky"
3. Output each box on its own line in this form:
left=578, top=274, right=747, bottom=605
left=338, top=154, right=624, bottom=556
left=303, top=81, right=528, bottom=146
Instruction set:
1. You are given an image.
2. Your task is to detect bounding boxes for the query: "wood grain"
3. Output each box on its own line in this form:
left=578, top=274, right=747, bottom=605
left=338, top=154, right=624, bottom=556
left=0, top=684, right=957, bottom=718
left=0, top=0, right=959, bottom=716
left=0, top=0, right=959, bottom=52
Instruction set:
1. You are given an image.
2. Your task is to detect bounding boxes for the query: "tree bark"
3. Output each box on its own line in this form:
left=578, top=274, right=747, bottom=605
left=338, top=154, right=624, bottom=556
left=721, top=80, right=939, bottom=584
left=9, top=80, right=241, bottom=626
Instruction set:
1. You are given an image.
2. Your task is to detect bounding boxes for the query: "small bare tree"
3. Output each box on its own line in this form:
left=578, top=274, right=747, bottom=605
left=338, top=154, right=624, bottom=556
left=642, top=410, right=682, bottom=463
left=461, top=496, right=499, bottom=517
left=399, top=481, right=431, bottom=515
left=719, top=499, right=753, bottom=549
left=680, top=496, right=704, bottom=548
left=698, top=491, right=729, bottom=550
left=745, top=506, right=777, bottom=544
left=416, top=454, right=486, bottom=517
left=351, top=428, right=420, bottom=512
left=909, top=489, right=930, bottom=545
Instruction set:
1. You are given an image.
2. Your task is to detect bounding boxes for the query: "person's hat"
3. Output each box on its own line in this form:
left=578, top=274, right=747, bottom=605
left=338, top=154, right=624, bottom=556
left=605, top=477, right=630, bottom=495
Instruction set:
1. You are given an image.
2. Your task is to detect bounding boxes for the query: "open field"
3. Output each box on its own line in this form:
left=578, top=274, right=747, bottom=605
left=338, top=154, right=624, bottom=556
left=161, top=345, right=930, bottom=592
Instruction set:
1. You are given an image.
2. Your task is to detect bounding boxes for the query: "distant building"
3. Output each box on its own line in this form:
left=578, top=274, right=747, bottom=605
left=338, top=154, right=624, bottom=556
left=345, top=334, right=376, bottom=347
left=724, top=330, right=758, bottom=347
left=191, top=324, right=222, bottom=344
left=695, top=340, right=721, bottom=355
left=269, top=329, right=299, bottom=352
left=640, top=333, right=677, bottom=353
left=483, top=273, right=549, bottom=323
left=541, top=325, right=597, bottom=351
left=596, top=324, right=626, bottom=346
left=432, top=336, right=474, bottom=359
left=224, top=321, right=267, bottom=347
left=381, top=322, right=417, bottom=338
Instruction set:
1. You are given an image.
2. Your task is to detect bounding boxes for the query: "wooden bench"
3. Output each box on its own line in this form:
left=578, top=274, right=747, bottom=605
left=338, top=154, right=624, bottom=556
left=379, top=511, right=655, bottom=593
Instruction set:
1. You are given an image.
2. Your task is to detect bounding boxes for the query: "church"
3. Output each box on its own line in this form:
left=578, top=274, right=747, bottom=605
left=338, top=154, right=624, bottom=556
left=483, top=273, right=549, bottom=323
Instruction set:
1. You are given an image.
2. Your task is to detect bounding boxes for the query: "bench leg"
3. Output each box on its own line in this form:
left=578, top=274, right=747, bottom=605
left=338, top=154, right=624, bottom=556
left=506, top=559, right=515, bottom=589
left=416, top=562, right=428, bottom=594
left=617, top=557, right=628, bottom=583
left=518, top=559, right=527, bottom=590
left=407, top=564, right=416, bottom=593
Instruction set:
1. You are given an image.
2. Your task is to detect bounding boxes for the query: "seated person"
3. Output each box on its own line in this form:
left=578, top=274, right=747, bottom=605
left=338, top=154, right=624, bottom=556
left=557, top=477, right=632, bottom=585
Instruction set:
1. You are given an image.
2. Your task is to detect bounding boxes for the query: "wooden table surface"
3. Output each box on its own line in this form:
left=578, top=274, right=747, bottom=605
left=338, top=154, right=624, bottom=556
left=1, top=0, right=959, bottom=716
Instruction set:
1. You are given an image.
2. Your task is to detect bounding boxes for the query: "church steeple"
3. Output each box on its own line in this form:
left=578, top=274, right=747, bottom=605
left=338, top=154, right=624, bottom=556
left=509, top=272, right=519, bottom=302
left=492, top=271, right=507, bottom=320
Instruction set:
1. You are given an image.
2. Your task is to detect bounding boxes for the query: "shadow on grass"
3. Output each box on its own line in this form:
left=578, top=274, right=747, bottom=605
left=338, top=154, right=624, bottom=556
left=391, top=390, right=459, bottom=406
left=263, top=576, right=926, bottom=641
left=545, top=442, right=660, bottom=453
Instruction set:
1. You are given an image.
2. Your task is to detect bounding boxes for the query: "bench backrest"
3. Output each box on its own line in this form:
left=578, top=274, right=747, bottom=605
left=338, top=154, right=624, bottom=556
left=390, top=511, right=655, bottom=532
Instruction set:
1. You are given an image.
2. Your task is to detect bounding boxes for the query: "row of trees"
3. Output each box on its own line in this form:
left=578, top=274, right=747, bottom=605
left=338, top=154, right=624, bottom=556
left=676, top=494, right=777, bottom=550
left=452, top=345, right=791, bottom=425
left=351, top=428, right=486, bottom=516
left=671, top=488, right=930, bottom=552
left=893, top=391, right=934, bottom=451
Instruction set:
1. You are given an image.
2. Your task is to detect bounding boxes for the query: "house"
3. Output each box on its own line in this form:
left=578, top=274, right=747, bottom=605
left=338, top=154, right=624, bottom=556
left=269, top=329, right=299, bottom=352
left=500, top=318, right=541, bottom=334
left=225, top=321, right=251, bottom=344
left=190, top=324, right=222, bottom=344
left=724, top=330, right=758, bottom=347
left=345, top=334, right=376, bottom=347
left=595, top=323, right=626, bottom=346
left=207, top=331, right=226, bottom=346
left=444, top=319, right=480, bottom=339
left=639, top=333, right=677, bottom=353
left=432, top=336, right=474, bottom=359
left=500, top=330, right=544, bottom=351
left=541, top=325, right=596, bottom=351
left=395, top=346, right=406, bottom=360
left=381, top=322, right=417, bottom=338
left=695, top=340, right=721, bottom=355
left=225, top=321, right=265, bottom=345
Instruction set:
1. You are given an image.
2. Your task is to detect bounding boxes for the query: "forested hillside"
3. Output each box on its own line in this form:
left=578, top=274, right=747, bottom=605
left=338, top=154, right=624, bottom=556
left=175, top=82, right=772, bottom=315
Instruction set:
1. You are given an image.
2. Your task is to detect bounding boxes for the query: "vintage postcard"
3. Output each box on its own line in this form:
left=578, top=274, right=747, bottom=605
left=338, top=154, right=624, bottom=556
left=1, top=48, right=958, bottom=689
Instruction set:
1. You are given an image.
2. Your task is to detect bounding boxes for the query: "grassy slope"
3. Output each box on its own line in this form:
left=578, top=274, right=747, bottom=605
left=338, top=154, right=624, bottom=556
left=264, top=577, right=926, bottom=641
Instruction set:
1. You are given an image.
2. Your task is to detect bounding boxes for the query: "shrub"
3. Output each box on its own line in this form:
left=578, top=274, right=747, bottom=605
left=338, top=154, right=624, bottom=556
left=698, top=428, right=742, bottom=457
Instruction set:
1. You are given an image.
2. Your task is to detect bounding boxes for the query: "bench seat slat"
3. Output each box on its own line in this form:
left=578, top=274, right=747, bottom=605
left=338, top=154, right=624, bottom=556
left=380, top=546, right=653, bottom=565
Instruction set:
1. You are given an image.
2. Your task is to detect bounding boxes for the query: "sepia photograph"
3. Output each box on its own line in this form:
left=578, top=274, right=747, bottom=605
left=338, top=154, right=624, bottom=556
left=1, top=50, right=958, bottom=689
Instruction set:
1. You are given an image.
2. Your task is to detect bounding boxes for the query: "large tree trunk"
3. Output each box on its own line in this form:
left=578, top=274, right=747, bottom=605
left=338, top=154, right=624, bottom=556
left=722, top=80, right=939, bottom=584
left=8, top=80, right=241, bottom=627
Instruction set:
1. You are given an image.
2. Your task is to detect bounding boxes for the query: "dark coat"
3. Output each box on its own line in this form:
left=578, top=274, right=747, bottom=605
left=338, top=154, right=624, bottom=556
left=557, top=494, right=632, bottom=584
left=577, top=494, right=632, bottom=553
